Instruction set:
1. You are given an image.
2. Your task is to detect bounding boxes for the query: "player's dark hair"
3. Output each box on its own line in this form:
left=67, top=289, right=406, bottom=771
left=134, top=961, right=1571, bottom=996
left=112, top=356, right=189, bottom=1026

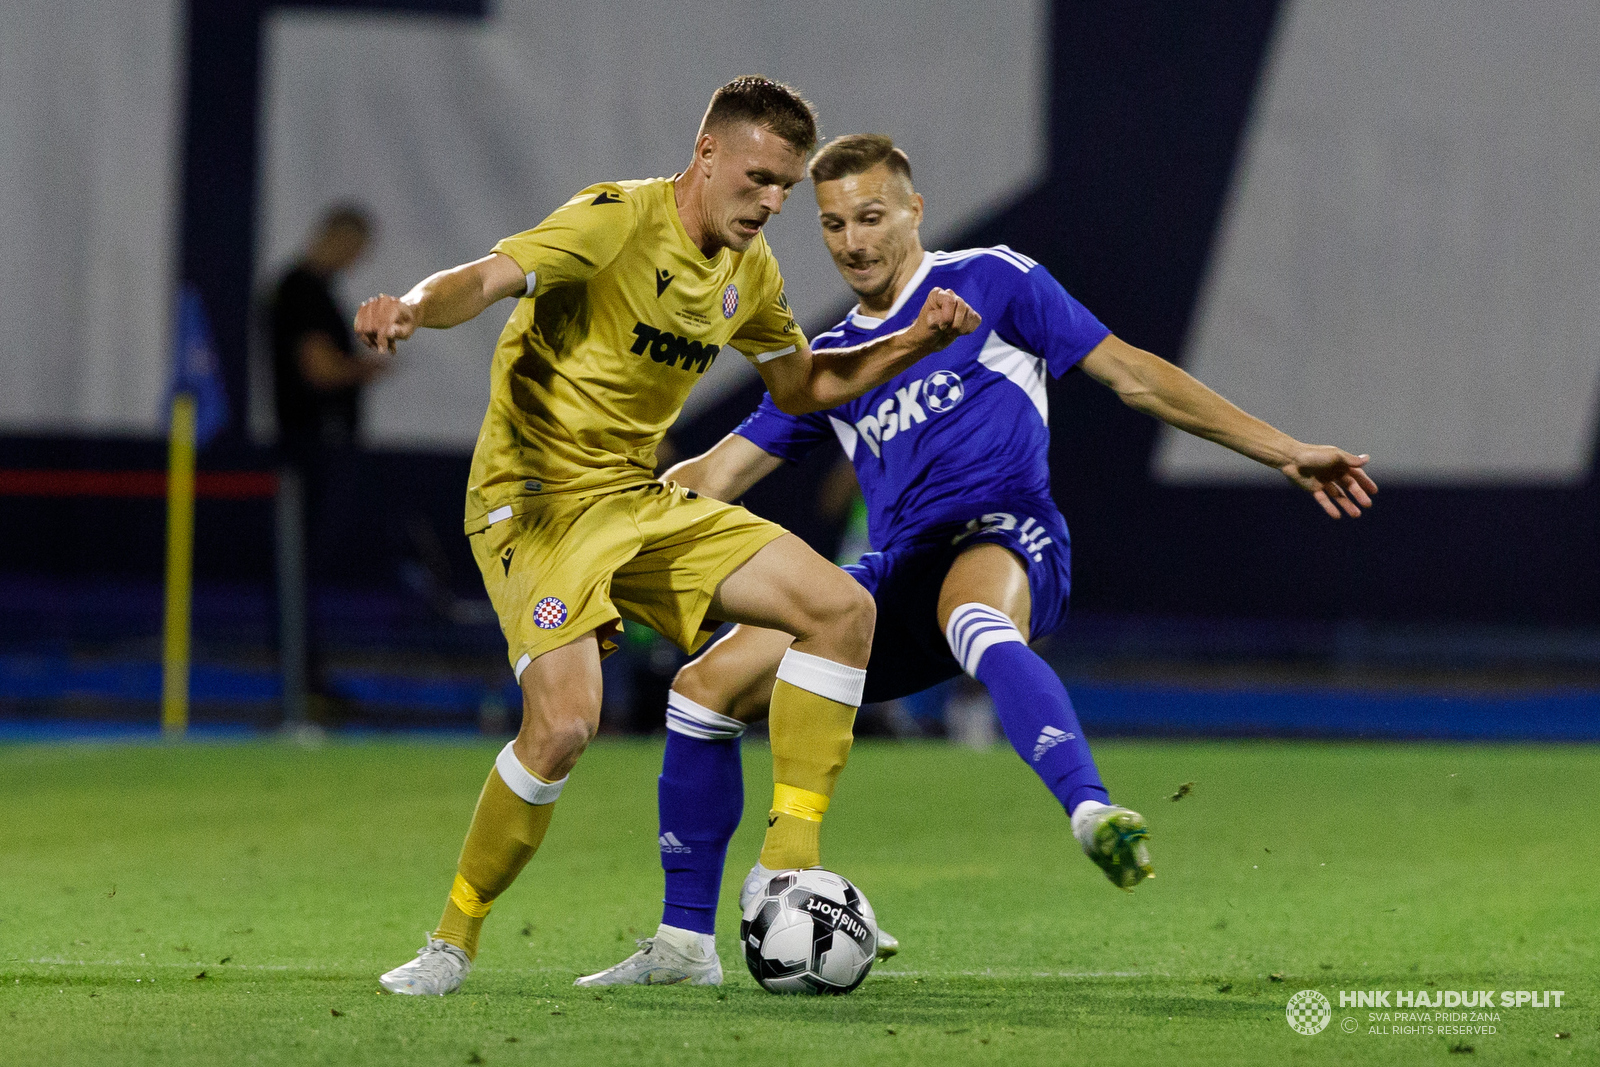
left=701, top=76, right=818, bottom=154
left=808, top=133, right=912, bottom=185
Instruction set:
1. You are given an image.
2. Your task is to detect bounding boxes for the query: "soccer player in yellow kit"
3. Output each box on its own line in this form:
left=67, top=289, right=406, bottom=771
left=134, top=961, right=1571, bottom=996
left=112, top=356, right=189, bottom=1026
left=353, top=77, right=980, bottom=995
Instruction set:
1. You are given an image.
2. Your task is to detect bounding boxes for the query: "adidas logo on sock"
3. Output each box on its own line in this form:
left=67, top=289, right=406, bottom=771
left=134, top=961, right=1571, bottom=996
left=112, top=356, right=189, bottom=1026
left=658, top=832, right=692, bottom=854
left=1032, top=724, right=1076, bottom=762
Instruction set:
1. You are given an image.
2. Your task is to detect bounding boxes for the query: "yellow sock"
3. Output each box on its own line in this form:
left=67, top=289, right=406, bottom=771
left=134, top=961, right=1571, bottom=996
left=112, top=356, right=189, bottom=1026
left=759, top=664, right=860, bottom=870
left=433, top=750, right=562, bottom=959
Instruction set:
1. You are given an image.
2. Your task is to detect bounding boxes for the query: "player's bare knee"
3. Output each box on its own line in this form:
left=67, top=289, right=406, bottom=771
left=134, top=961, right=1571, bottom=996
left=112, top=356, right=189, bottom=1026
left=789, top=572, right=873, bottom=657
left=675, top=657, right=768, bottom=724
left=671, top=657, right=716, bottom=709
left=724, top=687, right=772, bottom=724
left=546, top=713, right=597, bottom=760
left=512, top=711, right=594, bottom=775
left=829, top=577, right=876, bottom=653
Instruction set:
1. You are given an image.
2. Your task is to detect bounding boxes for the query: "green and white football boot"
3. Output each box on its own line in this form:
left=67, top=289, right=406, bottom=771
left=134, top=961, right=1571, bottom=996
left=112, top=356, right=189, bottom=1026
left=1073, top=803, right=1154, bottom=890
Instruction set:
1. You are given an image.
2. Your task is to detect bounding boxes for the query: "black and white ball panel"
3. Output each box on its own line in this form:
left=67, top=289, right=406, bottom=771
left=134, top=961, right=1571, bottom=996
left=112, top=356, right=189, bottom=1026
left=739, top=869, right=878, bottom=995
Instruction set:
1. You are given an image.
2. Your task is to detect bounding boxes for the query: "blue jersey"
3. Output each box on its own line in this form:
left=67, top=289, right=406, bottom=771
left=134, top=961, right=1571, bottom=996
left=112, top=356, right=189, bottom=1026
left=733, top=247, right=1109, bottom=552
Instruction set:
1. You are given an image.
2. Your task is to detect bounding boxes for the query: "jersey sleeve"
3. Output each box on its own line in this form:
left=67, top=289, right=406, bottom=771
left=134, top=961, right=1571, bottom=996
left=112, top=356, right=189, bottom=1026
left=996, top=262, right=1111, bottom=377
left=491, top=183, right=639, bottom=297
left=732, top=392, right=833, bottom=464
left=728, top=242, right=808, bottom=365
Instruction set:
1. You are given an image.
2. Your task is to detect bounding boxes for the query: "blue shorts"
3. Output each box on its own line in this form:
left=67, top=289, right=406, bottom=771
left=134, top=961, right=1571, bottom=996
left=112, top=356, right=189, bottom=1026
left=844, top=504, right=1072, bottom=704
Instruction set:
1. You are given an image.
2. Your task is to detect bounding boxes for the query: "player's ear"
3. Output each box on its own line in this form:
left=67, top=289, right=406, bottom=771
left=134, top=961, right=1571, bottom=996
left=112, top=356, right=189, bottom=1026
left=910, top=192, right=924, bottom=226
left=694, top=131, right=718, bottom=170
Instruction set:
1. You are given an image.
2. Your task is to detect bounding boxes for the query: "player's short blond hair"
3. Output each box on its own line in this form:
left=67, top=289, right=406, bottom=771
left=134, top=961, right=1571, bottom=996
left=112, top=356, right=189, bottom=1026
left=808, top=134, right=912, bottom=186
left=701, top=76, right=818, bottom=154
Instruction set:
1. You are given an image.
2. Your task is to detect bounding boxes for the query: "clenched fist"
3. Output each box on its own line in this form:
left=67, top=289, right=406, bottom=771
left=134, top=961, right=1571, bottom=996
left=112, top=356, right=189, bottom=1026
left=909, top=287, right=982, bottom=353
left=354, top=295, right=418, bottom=355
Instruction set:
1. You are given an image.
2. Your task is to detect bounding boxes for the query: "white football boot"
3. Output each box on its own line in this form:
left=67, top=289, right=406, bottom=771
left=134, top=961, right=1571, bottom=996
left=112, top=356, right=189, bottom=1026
left=378, top=937, right=472, bottom=995
left=573, top=929, right=722, bottom=987
left=740, top=863, right=900, bottom=960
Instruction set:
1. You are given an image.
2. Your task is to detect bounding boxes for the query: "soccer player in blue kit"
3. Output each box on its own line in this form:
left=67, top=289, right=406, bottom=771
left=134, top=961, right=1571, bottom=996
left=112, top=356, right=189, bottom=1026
left=578, top=135, right=1378, bottom=986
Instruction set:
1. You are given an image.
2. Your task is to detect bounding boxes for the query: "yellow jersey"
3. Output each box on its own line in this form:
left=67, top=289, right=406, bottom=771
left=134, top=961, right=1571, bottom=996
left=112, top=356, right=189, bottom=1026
left=465, top=176, right=805, bottom=530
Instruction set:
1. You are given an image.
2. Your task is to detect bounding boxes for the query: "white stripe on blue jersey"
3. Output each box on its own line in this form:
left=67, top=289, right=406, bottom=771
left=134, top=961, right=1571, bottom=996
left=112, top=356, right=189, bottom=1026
left=736, top=247, right=1109, bottom=550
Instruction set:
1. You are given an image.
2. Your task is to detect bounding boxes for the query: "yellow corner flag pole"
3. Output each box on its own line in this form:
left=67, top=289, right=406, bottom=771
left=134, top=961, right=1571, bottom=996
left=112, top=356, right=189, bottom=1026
left=162, top=393, right=198, bottom=737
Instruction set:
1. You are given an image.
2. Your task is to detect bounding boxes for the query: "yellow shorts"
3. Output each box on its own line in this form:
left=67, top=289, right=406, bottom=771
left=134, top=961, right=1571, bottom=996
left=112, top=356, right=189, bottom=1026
left=469, top=481, right=788, bottom=676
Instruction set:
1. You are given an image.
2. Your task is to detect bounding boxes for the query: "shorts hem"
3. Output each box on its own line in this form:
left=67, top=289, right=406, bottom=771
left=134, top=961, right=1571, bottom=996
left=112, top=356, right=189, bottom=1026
left=507, top=606, right=625, bottom=674
left=677, top=523, right=790, bottom=655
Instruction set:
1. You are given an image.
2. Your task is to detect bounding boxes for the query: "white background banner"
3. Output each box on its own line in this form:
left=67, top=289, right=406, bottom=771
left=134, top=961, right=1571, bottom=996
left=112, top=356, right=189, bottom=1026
left=1158, top=0, right=1600, bottom=485
left=0, top=0, right=181, bottom=435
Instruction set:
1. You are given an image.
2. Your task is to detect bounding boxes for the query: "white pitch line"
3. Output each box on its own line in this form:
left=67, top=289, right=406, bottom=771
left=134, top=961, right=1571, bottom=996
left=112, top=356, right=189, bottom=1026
left=17, top=959, right=1167, bottom=981
left=873, top=969, right=1161, bottom=979
left=14, top=959, right=591, bottom=977
left=18, top=959, right=309, bottom=971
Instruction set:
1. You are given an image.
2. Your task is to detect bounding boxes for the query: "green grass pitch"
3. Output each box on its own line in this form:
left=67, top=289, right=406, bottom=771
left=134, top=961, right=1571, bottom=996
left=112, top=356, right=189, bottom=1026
left=1, top=737, right=1593, bottom=1065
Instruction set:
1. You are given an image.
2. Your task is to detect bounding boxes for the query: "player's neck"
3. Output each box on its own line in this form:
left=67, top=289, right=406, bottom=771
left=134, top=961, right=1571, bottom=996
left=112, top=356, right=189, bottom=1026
left=672, top=173, right=724, bottom=259
left=857, top=241, right=927, bottom=317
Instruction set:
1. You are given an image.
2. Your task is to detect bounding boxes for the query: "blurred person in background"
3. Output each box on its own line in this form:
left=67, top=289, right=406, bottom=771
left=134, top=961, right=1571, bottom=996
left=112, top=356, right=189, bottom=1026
left=270, top=204, right=388, bottom=465
left=267, top=205, right=391, bottom=710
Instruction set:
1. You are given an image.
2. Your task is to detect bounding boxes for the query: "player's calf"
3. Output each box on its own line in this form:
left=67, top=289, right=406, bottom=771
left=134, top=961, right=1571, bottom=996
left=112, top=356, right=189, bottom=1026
left=383, top=637, right=599, bottom=994
left=708, top=537, right=874, bottom=873
left=941, top=601, right=1155, bottom=887
left=655, top=691, right=746, bottom=945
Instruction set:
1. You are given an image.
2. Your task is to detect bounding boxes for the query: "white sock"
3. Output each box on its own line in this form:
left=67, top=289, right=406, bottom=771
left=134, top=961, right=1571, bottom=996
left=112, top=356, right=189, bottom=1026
left=655, top=923, right=715, bottom=960
left=1070, top=799, right=1114, bottom=847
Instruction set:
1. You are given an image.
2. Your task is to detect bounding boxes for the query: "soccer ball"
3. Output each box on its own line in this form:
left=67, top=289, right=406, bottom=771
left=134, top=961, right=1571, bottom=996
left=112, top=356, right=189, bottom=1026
left=923, top=369, right=964, bottom=412
left=739, top=869, right=878, bottom=995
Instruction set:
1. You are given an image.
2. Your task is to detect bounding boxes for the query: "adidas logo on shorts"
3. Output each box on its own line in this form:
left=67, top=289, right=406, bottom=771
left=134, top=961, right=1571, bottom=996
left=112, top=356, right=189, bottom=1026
left=659, top=832, right=692, bottom=854
left=1032, top=724, right=1075, bottom=762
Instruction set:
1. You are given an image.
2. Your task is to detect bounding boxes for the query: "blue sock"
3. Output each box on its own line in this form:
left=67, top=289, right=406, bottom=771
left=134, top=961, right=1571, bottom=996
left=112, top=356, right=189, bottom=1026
left=658, top=691, right=746, bottom=936
left=947, top=602, right=1110, bottom=815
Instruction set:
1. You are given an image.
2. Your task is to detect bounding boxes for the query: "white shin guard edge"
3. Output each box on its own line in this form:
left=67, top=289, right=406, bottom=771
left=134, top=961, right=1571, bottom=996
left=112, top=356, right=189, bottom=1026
left=775, top=648, right=867, bottom=707
left=944, top=602, right=1026, bottom=677
left=495, top=742, right=567, bottom=805
left=665, top=690, right=746, bottom=740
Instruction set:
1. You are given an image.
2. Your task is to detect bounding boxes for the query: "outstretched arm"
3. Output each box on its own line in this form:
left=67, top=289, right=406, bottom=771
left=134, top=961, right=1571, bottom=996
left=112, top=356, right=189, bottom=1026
left=353, top=252, right=528, bottom=354
left=662, top=434, right=785, bottom=502
left=1078, top=334, right=1378, bottom=518
left=756, top=288, right=981, bottom=415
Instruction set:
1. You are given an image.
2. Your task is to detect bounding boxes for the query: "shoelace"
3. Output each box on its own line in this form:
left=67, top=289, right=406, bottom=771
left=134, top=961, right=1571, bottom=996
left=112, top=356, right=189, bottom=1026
left=411, top=940, right=465, bottom=972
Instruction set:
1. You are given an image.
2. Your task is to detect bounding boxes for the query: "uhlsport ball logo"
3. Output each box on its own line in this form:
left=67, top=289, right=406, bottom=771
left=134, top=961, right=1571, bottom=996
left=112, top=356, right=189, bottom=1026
left=722, top=283, right=739, bottom=319
left=533, top=597, right=568, bottom=630
left=923, top=369, right=964, bottom=412
left=1286, top=989, right=1332, bottom=1035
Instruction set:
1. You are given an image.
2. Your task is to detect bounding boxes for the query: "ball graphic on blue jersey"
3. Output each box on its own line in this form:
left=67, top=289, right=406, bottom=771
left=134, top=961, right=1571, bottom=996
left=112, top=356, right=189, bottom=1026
left=923, top=369, right=965, bottom=413
left=740, top=869, right=879, bottom=995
